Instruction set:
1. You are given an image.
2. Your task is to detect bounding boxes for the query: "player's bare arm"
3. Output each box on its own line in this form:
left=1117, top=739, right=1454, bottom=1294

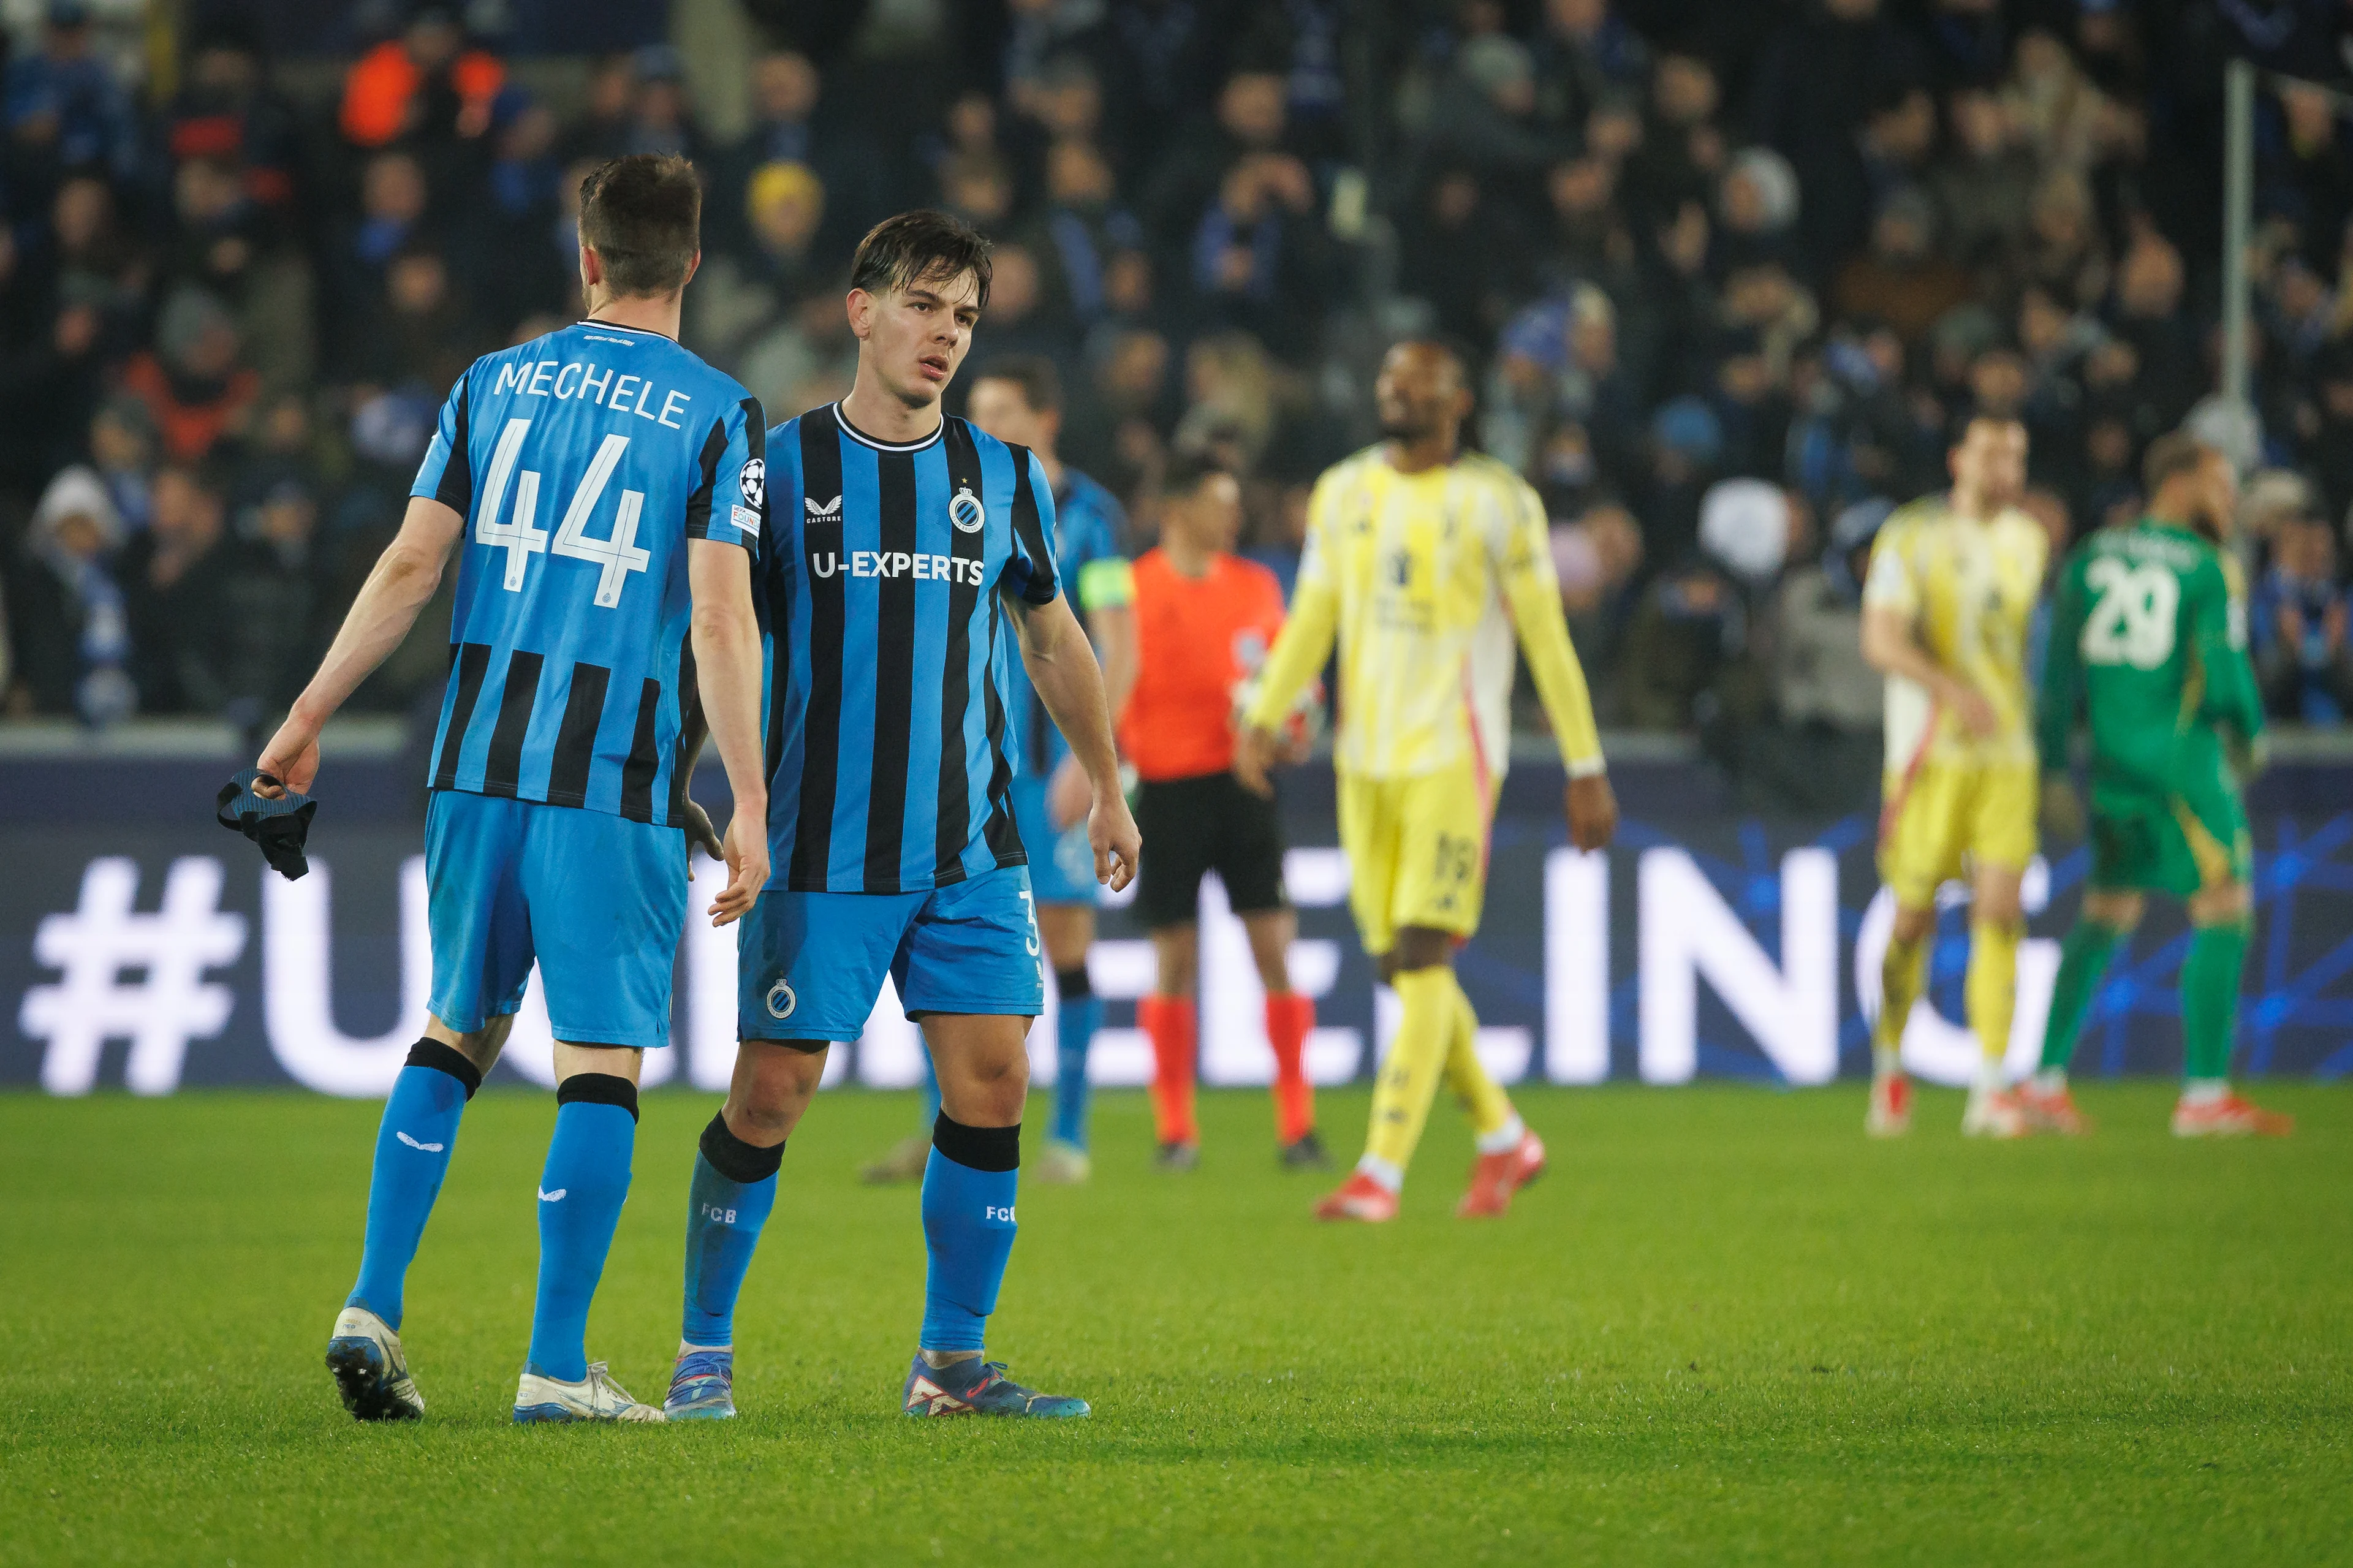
left=1011, top=589, right=1139, bottom=892
left=257, top=494, right=466, bottom=794
left=1859, top=604, right=2000, bottom=737
left=686, top=538, right=770, bottom=925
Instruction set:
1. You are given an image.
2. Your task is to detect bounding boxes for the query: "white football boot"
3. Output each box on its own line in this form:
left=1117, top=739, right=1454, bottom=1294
left=513, top=1360, right=667, bottom=1423
left=326, top=1306, right=426, bottom=1422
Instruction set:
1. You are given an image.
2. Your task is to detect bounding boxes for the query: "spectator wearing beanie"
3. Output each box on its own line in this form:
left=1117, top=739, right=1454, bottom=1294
left=9, top=464, right=133, bottom=722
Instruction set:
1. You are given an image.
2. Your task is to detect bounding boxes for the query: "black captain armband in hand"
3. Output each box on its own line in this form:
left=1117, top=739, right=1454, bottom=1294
left=216, top=769, right=319, bottom=881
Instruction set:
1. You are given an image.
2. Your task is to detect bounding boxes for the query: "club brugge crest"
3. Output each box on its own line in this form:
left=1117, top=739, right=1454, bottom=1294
left=740, top=458, right=765, bottom=510
left=765, top=978, right=797, bottom=1020
left=950, top=484, right=987, bottom=534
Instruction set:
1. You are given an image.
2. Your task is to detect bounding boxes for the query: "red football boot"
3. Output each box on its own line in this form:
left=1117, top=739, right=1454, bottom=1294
left=1313, top=1172, right=1399, bottom=1222
left=1865, top=1072, right=1912, bottom=1138
left=2016, top=1078, right=2091, bottom=1135
left=1457, top=1128, right=1547, bottom=1218
left=2171, top=1093, right=2294, bottom=1138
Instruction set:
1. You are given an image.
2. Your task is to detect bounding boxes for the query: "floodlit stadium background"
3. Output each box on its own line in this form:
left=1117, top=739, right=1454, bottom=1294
left=4, top=0, right=2353, bottom=1091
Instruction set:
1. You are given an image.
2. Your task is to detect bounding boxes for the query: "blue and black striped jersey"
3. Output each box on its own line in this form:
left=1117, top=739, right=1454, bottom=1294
left=1002, top=466, right=1127, bottom=780
left=760, top=403, right=1060, bottom=893
left=410, top=319, right=764, bottom=827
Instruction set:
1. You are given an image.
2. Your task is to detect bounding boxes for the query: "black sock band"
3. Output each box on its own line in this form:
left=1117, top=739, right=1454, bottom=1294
left=931, top=1112, right=1020, bottom=1172
left=699, top=1111, right=784, bottom=1183
left=1055, top=964, right=1093, bottom=1000
left=556, top=1073, right=640, bottom=1123
left=404, top=1039, right=482, bottom=1100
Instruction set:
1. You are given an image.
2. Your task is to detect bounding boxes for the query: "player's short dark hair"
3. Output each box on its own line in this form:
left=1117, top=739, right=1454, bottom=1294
left=1952, top=411, right=2025, bottom=449
left=1392, top=334, right=1474, bottom=384
left=577, top=154, right=702, bottom=297
left=2142, top=430, right=2212, bottom=496
left=969, top=355, right=1060, bottom=414
left=1162, top=447, right=1232, bottom=499
left=850, top=209, right=993, bottom=309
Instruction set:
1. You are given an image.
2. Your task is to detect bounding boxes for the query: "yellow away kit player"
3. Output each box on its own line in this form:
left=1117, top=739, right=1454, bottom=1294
left=1859, top=416, right=2047, bottom=1140
left=1235, top=339, right=1616, bottom=1224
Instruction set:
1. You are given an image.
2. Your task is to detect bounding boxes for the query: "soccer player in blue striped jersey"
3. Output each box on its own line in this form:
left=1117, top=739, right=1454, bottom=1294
left=255, top=156, right=773, bottom=1426
left=857, top=356, right=1136, bottom=1187
left=662, top=211, right=1139, bottom=1423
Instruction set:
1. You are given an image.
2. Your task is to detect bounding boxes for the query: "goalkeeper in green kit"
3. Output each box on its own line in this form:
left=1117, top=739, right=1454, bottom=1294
left=2023, top=433, right=2292, bottom=1137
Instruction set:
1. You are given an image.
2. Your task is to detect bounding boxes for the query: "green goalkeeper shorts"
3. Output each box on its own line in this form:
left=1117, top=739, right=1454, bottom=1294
left=2087, top=771, right=2252, bottom=898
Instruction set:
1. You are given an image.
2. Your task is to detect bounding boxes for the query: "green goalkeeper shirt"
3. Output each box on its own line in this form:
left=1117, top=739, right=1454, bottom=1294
left=2037, top=518, right=2265, bottom=797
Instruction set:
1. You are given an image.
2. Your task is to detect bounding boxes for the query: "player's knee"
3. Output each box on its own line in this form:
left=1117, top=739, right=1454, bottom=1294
left=1389, top=926, right=1455, bottom=975
left=2081, top=890, right=2144, bottom=932
left=1039, top=906, right=1093, bottom=970
left=1972, top=907, right=2025, bottom=937
left=2188, top=882, right=2251, bottom=927
left=1151, top=925, right=1199, bottom=994
left=729, top=1042, right=826, bottom=1135
left=949, top=1048, right=1029, bottom=1124
left=1889, top=904, right=1936, bottom=945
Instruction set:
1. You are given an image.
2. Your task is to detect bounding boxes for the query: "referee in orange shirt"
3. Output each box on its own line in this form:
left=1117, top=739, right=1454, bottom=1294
left=1122, top=450, right=1325, bottom=1172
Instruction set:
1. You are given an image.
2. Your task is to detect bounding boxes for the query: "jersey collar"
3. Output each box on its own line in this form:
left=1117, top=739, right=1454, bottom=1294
left=572, top=318, right=676, bottom=341
left=833, top=403, right=944, bottom=453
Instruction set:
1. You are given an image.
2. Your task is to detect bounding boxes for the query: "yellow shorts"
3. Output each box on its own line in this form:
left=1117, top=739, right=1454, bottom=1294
left=1338, top=763, right=1495, bottom=956
left=1876, top=759, right=2038, bottom=910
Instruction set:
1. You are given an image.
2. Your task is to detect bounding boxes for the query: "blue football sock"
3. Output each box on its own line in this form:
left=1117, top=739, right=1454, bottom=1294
left=347, top=1042, right=479, bottom=1330
left=919, top=1115, right=1020, bottom=1354
left=1052, top=986, right=1101, bottom=1150
left=526, top=1080, right=637, bottom=1384
left=680, top=1114, right=781, bottom=1349
left=919, top=1056, right=942, bottom=1132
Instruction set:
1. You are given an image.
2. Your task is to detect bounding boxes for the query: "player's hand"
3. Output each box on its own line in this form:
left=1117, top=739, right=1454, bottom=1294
left=254, top=716, right=322, bottom=797
left=1231, top=725, right=1279, bottom=799
left=2039, top=776, right=2086, bottom=843
left=1948, top=683, right=2001, bottom=738
left=680, top=798, right=724, bottom=877
left=1565, top=772, right=1618, bottom=852
left=1089, top=781, right=1140, bottom=894
left=1047, top=754, right=1091, bottom=831
left=1276, top=722, right=1314, bottom=767
left=708, top=812, right=769, bottom=926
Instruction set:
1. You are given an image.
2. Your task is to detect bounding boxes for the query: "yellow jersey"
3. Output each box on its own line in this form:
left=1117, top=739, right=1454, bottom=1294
left=1245, top=444, right=1605, bottom=782
left=1861, top=494, right=2048, bottom=778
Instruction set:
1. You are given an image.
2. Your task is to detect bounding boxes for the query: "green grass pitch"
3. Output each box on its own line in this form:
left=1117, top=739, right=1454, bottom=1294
left=1, top=1082, right=2347, bottom=1566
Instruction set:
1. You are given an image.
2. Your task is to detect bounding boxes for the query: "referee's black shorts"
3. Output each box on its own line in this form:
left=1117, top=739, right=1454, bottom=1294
left=1132, top=770, right=1289, bottom=930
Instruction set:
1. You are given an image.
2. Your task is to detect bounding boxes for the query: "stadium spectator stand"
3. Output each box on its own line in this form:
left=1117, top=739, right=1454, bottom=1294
left=3, top=0, right=2352, bottom=813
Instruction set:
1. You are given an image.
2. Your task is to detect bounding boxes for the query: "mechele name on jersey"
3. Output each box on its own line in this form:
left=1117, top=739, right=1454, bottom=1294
left=488, top=355, right=699, bottom=430
left=809, top=545, right=989, bottom=585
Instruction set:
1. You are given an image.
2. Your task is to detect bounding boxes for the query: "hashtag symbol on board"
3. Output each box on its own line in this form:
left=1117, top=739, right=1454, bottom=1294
left=17, top=857, right=248, bottom=1096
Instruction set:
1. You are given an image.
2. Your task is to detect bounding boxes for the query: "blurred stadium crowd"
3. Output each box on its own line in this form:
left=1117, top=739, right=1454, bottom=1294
left=3, top=0, right=2353, bottom=805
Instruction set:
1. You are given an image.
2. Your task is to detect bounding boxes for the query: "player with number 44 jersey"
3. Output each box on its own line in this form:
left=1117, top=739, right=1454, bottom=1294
left=257, top=156, right=775, bottom=1427
left=2028, top=433, right=2291, bottom=1138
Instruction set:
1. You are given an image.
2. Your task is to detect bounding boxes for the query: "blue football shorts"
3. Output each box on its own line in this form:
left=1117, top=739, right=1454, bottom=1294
left=423, top=790, right=686, bottom=1050
left=1009, top=774, right=1100, bottom=907
left=736, top=863, right=1045, bottom=1043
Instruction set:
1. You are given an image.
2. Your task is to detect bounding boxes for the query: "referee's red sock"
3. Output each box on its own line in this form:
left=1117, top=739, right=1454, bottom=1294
left=1139, top=995, right=1198, bottom=1146
left=1265, top=993, right=1315, bottom=1143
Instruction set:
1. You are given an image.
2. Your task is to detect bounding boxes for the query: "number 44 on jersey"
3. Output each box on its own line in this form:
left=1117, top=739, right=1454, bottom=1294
left=476, top=417, right=652, bottom=608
